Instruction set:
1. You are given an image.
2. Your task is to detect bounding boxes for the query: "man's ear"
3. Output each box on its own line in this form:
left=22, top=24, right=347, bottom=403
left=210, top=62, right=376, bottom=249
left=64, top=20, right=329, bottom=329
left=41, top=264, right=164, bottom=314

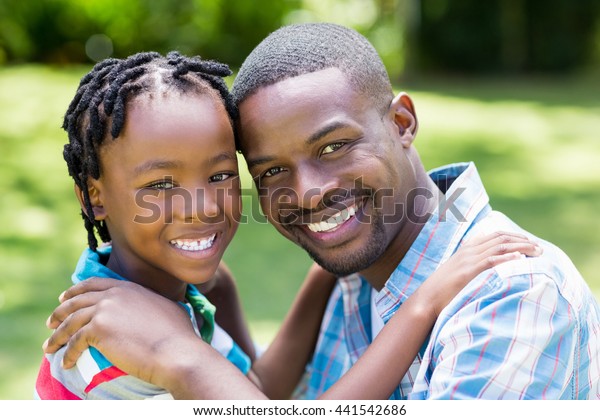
left=74, top=179, right=107, bottom=221
left=389, top=92, right=418, bottom=148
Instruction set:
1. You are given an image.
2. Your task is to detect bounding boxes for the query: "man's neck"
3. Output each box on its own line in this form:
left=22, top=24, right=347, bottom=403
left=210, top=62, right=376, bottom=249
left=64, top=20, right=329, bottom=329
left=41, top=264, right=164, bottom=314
left=360, top=173, right=443, bottom=291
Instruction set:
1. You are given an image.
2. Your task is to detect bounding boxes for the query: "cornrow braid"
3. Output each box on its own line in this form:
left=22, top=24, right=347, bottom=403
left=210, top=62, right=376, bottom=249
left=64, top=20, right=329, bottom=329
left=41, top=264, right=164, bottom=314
left=63, top=51, right=236, bottom=251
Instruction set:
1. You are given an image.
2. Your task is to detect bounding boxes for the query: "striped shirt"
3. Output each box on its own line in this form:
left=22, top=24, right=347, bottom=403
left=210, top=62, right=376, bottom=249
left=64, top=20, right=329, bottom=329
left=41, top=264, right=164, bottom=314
left=35, top=247, right=251, bottom=399
left=298, top=162, right=600, bottom=400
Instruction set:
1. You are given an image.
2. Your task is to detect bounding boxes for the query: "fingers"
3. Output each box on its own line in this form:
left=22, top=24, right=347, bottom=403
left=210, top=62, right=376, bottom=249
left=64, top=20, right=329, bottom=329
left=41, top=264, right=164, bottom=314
left=483, top=251, right=524, bottom=267
left=47, top=290, right=106, bottom=329
left=60, top=328, right=95, bottom=369
left=467, top=232, right=543, bottom=272
left=43, top=304, right=95, bottom=354
left=462, top=231, right=529, bottom=248
left=60, top=277, right=126, bottom=302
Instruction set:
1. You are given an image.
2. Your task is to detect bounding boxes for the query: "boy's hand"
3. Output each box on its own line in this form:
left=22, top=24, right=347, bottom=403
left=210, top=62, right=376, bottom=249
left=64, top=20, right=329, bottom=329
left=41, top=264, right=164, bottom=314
left=426, top=231, right=542, bottom=317
left=43, top=277, right=200, bottom=391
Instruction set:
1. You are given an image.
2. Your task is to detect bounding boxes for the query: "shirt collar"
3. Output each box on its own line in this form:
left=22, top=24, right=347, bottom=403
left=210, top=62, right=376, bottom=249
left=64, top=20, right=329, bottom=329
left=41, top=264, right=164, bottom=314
left=375, top=162, right=491, bottom=321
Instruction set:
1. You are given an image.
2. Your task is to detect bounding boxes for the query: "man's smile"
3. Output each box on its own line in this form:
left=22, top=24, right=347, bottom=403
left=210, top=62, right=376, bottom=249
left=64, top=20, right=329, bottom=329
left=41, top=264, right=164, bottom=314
left=306, top=203, right=357, bottom=233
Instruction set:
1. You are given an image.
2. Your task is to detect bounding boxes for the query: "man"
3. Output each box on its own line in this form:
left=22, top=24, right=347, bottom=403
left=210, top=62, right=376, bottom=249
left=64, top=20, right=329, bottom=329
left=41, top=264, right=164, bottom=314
left=44, top=23, right=599, bottom=399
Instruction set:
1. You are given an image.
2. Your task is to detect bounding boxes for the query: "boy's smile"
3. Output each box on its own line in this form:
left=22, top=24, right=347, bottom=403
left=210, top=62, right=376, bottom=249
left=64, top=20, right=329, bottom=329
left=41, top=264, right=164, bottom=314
left=87, top=92, right=240, bottom=301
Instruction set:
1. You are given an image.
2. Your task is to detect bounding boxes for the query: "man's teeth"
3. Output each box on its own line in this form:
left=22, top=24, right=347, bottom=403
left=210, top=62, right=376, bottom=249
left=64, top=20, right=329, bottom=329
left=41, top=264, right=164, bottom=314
left=307, top=205, right=356, bottom=233
left=170, top=234, right=216, bottom=251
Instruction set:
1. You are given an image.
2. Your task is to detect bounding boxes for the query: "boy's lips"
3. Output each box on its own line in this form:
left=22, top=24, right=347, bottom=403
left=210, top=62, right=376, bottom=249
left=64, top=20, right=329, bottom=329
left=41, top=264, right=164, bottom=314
left=169, top=233, right=217, bottom=251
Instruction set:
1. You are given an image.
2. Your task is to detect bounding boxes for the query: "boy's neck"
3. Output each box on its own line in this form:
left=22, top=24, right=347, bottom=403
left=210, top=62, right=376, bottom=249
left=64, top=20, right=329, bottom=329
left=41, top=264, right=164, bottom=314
left=106, top=250, right=188, bottom=302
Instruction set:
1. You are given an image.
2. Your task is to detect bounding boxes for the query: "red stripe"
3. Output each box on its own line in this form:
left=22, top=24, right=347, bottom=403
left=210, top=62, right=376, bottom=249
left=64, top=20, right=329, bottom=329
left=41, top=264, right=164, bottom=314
left=84, top=365, right=127, bottom=393
left=318, top=335, right=343, bottom=394
left=35, top=357, right=81, bottom=400
left=449, top=272, right=497, bottom=399
left=542, top=335, right=563, bottom=398
left=346, top=283, right=369, bottom=359
left=401, top=185, right=482, bottom=295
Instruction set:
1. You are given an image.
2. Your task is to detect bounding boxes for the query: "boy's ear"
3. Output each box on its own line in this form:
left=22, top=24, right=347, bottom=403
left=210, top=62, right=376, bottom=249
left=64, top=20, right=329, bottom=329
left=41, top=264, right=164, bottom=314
left=74, top=179, right=107, bottom=221
left=389, top=92, right=418, bottom=148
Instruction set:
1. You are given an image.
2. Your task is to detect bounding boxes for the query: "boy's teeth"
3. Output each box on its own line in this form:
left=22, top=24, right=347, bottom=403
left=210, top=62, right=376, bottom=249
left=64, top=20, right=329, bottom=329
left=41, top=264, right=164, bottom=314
left=307, top=205, right=357, bottom=233
left=170, top=234, right=216, bottom=251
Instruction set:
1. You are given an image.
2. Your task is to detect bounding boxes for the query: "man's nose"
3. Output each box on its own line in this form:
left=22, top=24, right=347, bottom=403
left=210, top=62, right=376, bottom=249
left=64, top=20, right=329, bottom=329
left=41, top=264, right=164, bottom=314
left=292, top=163, right=340, bottom=211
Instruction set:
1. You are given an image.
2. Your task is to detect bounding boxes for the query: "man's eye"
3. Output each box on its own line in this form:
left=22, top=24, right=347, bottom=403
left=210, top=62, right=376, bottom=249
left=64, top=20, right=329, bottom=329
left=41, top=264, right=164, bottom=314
left=321, top=142, right=345, bottom=155
left=263, top=167, right=284, bottom=178
left=210, top=173, right=235, bottom=182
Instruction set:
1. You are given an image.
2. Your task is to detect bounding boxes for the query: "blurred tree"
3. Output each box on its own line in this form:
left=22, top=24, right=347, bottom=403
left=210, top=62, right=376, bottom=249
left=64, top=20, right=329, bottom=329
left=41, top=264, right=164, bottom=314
left=0, top=0, right=598, bottom=75
left=0, top=0, right=300, bottom=67
left=415, top=0, right=600, bottom=74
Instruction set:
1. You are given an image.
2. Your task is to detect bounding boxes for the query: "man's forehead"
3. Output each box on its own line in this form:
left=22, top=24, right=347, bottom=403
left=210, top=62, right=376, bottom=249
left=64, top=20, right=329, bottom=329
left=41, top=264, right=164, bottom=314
left=241, top=68, right=352, bottom=105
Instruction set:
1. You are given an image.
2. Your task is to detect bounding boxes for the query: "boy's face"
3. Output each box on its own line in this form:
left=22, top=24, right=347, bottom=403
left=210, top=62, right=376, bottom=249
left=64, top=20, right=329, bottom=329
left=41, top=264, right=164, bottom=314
left=86, top=93, right=241, bottom=300
left=238, top=67, right=417, bottom=277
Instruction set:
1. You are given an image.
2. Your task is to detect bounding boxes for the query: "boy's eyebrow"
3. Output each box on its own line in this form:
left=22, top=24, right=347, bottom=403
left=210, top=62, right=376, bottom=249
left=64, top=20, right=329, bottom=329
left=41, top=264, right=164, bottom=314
left=133, top=159, right=182, bottom=176
left=207, top=151, right=238, bottom=166
left=133, top=153, right=237, bottom=176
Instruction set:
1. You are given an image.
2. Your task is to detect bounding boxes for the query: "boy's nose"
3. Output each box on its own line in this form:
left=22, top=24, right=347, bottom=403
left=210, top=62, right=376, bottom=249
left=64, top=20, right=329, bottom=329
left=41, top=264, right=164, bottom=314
left=190, top=189, right=221, bottom=222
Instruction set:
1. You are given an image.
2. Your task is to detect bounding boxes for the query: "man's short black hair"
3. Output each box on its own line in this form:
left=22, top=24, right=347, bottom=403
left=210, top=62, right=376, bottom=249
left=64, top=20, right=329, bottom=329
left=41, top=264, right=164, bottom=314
left=231, top=22, right=393, bottom=112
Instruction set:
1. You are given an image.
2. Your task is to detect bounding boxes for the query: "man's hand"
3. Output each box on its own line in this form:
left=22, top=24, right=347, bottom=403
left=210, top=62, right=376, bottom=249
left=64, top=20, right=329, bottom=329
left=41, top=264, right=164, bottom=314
left=43, top=277, right=199, bottom=391
left=43, top=277, right=267, bottom=399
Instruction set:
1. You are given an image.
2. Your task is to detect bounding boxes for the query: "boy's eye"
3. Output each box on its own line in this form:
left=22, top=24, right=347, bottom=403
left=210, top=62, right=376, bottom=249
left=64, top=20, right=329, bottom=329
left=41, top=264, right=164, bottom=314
left=321, top=142, right=345, bottom=155
left=263, top=167, right=284, bottom=178
left=210, top=173, right=236, bottom=183
left=146, top=180, right=175, bottom=189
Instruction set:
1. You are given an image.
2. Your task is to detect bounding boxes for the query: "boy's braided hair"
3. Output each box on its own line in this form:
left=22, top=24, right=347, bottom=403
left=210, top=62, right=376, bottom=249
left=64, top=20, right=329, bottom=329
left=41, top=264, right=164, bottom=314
left=63, top=51, right=236, bottom=251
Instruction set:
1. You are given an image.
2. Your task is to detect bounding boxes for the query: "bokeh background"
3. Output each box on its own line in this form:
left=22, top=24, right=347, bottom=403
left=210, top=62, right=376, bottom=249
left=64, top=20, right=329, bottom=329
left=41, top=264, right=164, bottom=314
left=1, top=0, right=599, bottom=399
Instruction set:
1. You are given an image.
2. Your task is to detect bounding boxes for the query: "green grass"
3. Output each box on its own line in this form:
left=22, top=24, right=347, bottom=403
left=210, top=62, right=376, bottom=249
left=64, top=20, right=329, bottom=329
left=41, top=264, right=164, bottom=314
left=1, top=65, right=599, bottom=399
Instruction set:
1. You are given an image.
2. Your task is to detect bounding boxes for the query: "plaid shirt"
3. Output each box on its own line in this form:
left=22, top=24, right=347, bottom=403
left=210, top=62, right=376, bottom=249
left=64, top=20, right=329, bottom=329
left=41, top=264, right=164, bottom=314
left=298, top=162, right=600, bottom=400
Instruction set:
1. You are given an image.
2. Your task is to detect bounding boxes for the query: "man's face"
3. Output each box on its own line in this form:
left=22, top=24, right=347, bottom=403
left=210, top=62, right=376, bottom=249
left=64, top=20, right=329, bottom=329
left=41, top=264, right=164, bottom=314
left=238, top=68, right=418, bottom=276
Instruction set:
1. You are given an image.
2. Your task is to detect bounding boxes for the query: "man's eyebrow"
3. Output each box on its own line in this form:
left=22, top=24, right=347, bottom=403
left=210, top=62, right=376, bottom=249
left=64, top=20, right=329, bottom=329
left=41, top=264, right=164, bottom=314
left=246, top=122, right=352, bottom=170
left=306, top=121, right=351, bottom=145
left=133, top=159, right=181, bottom=177
left=246, top=155, right=276, bottom=171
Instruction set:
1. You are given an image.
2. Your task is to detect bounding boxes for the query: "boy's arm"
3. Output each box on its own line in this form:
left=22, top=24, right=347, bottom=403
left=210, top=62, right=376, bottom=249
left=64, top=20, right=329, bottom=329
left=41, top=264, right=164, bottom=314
left=43, top=233, right=540, bottom=399
left=249, top=232, right=541, bottom=399
left=318, top=232, right=542, bottom=399
left=249, top=263, right=337, bottom=399
left=198, top=261, right=256, bottom=361
left=42, top=263, right=335, bottom=399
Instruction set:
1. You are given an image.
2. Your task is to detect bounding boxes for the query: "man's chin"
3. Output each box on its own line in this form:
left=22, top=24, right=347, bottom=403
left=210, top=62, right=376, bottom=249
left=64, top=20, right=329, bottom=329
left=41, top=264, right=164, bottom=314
left=301, top=245, right=383, bottom=277
left=290, top=223, right=388, bottom=277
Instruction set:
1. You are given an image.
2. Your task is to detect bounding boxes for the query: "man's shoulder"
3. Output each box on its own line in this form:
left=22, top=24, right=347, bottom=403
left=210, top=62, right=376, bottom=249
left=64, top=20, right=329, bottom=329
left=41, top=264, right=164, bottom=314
left=466, top=210, right=589, bottom=306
